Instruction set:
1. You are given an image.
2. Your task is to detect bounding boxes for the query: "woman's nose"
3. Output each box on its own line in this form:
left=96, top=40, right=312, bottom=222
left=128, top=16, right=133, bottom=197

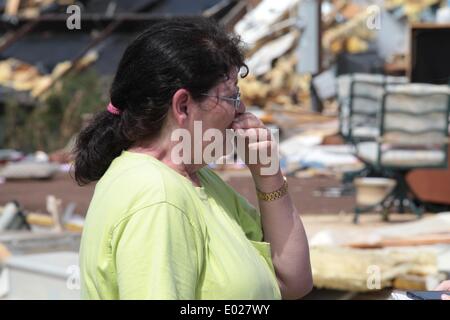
left=236, top=100, right=246, bottom=115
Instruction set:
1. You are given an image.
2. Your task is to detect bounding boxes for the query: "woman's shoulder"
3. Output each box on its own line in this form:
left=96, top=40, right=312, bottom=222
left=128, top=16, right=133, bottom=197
left=87, top=153, right=205, bottom=233
left=98, top=152, right=166, bottom=198
left=97, top=151, right=204, bottom=210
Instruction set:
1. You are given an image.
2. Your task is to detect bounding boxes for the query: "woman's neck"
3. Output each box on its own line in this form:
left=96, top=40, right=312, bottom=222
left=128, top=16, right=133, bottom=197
left=128, top=140, right=203, bottom=187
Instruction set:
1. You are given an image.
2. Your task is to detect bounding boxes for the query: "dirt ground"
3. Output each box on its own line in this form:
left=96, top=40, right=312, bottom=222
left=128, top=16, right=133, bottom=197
left=0, top=170, right=356, bottom=216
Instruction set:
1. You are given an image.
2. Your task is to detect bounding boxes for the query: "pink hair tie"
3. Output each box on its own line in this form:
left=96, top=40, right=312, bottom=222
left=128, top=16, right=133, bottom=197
left=107, top=102, right=121, bottom=115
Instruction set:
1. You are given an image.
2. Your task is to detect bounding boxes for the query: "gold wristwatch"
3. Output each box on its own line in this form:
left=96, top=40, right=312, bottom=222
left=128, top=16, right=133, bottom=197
left=256, top=176, right=288, bottom=202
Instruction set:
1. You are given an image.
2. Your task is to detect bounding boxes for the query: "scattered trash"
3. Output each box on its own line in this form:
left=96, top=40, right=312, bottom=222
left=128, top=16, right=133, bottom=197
left=0, top=243, right=11, bottom=264
left=246, top=31, right=299, bottom=77
left=313, top=185, right=355, bottom=198
left=0, top=161, right=60, bottom=180
left=46, top=195, right=63, bottom=232
left=234, top=0, right=299, bottom=48
left=0, top=202, right=30, bottom=232
left=0, top=149, right=24, bottom=164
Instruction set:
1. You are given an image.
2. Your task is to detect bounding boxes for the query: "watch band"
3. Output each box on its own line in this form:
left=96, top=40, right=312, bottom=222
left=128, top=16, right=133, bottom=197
left=256, top=177, right=288, bottom=202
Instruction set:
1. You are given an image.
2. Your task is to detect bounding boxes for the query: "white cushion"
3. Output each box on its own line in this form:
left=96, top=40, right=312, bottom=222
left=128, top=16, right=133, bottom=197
left=385, top=83, right=450, bottom=95
left=356, top=142, right=446, bottom=167
left=352, top=127, right=380, bottom=139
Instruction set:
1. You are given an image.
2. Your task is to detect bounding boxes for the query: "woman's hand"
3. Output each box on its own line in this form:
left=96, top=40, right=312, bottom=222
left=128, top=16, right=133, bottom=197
left=435, top=280, right=450, bottom=300
left=231, top=112, right=279, bottom=179
left=232, top=112, right=313, bottom=299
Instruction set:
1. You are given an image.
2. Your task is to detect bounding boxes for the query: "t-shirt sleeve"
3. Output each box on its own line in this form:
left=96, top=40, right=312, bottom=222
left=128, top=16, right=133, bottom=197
left=111, top=202, right=203, bottom=299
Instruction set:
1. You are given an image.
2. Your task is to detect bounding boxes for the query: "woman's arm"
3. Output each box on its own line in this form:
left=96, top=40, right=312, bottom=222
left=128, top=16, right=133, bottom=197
left=232, top=113, right=313, bottom=300
left=253, top=171, right=313, bottom=300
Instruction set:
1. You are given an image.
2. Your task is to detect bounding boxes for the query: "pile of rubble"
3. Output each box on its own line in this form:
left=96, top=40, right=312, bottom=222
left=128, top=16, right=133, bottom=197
left=308, top=213, right=450, bottom=292
left=3, top=0, right=75, bottom=18
left=0, top=52, right=97, bottom=98
left=236, top=0, right=446, bottom=112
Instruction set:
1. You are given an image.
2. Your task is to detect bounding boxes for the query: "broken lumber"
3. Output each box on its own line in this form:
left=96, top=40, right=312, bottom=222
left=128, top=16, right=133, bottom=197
left=0, top=243, right=11, bottom=264
left=349, top=234, right=450, bottom=249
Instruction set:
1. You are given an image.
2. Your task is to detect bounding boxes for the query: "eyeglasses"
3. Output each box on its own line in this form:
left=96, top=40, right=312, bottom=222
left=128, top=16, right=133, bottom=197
left=201, top=88, right=241, bottom=109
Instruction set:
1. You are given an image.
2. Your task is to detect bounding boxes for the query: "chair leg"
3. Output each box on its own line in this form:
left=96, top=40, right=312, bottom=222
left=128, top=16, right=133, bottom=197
left=353, top=202, right=381, bottom=224
left=408, top=197, right=424, bottom=219
left=353, top=208, right=360, bottom=224
left=351, top=168, right=426, bottom=223
left=381, top=208, right=390, bottom=222
left=352, top=170, right=425, bottom=222
left=381, top=170, right=425, bottom=218
left=380, top=195, right=394, bottom=222
left=406, top=182, right=425, bottom=219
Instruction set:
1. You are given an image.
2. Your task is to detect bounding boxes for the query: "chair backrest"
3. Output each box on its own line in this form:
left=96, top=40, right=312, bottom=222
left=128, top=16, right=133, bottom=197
left=337, top=73, right=408, bottom=142
left=378, top=83, right=450, bottom=167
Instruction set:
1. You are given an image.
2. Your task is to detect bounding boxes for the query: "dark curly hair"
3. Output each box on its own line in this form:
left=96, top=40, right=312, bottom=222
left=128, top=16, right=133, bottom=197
left=73, top=17, right=247, bottom=185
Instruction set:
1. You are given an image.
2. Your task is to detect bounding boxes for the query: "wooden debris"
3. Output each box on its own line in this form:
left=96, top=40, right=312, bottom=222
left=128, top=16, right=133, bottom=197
left=311, top=246, right=439, bottom=292
left=385, top=0, right=441, bottom=21
left=345, top=36, right=369, bottom=54
left=26, top=212, right=55, bottom=227
left=393, top=273, right=446, bottom=291
left=240, top=54, right=311, bottom=110
left=26, top=212, right=83, bottom=233
left=5, top=0, right=21, bottom=16
left=340, top=3, right=364, bottom=20
left=349, top=234, right=450, bottom=249
left=237, top=0, right=403, bottom=110
left=347, top=213, right=450, bottom=248
left=0, top=58, right=41, bottom=91
left=323, top=8, right=376, bottom=52
left=0, top=243, right=11, bottom=264
left=32, top=51, right=99, bottom=98
left=0, top=52, right=98, bottom=98
left=322, top=0, right=347, bottom=29
left=5, top=0, right=75, bottom=18
left=234, top=0, right=299, bottom=49
left=246, top=31, right=299, bottom=77
left=46, top=195, right=63, bottom=232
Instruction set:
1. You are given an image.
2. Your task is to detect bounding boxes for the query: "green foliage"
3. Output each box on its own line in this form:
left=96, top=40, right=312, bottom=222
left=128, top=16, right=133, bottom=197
left=2, top=70, right=110, bottom=153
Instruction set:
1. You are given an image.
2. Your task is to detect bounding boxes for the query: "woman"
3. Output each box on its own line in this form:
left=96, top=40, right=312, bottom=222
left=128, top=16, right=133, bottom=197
left=75, top=17, right=312, bottom=300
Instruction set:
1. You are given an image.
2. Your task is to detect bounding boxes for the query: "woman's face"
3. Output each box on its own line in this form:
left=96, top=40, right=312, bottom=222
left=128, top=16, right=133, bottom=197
left=192, top=69, right=245, bottom=162
left=201, top=70, right=244, bottom=130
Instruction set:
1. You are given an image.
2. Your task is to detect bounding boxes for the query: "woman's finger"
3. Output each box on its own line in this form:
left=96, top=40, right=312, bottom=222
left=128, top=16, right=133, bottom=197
left=234, top=128, right=273, bottom=143
left=232, top=113, right=264, bottom=129
left=237, top=140, right=278, bottom=167
left=247, top=140, right=277, bottom=159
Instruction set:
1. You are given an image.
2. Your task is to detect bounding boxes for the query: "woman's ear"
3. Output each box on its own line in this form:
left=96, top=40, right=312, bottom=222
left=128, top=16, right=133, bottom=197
left=171, top=88, right=192, bottom=126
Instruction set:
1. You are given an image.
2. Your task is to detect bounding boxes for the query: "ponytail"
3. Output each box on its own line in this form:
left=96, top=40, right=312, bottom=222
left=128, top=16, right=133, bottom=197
left=73, top=111, right=131, bottom=185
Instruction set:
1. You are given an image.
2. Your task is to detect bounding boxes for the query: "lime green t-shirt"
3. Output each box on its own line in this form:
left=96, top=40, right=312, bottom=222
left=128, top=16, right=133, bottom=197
left=79, top=151, right=281, bottom=300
